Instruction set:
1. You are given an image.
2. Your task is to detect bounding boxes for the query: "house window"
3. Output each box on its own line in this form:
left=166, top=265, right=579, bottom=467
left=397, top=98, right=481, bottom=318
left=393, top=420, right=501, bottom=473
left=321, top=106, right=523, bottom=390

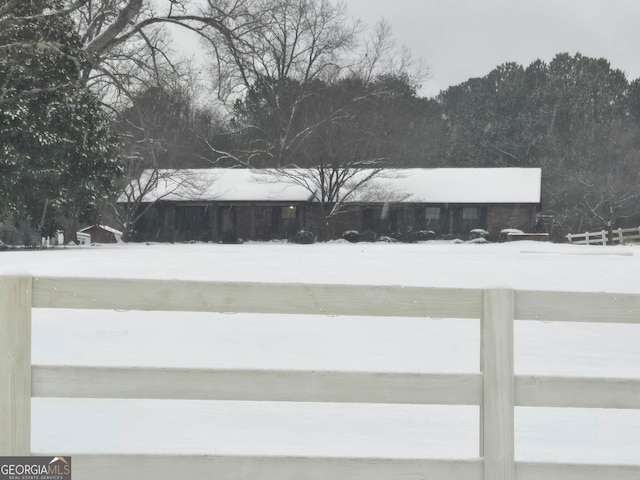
left=363, top=208, right=381, bottom=232
left=424, top=207, right=441, bottom=231
left=273, top=205, right=298, bottom=238
left=176, top=206, right=208, bottom=233
left=363, top=207, right=397, bottom=234
left=135, top=205, right=161, bottom=235
left=282, top=206, right=297, bottom=220
left=461, top=207, right=483, bottom=231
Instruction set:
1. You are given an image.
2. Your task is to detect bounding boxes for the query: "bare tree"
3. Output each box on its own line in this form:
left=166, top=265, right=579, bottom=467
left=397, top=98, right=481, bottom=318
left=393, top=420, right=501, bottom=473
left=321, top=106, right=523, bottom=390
left=192, top=0, right=359, bottom=166
left=67, top=1, right=246, bottom=236
left=196, top=1, right=427, bottom=228
left=353, top=19, right=428, bottom=86
left=263, top=163, right=382, bottom=240
left=2, top=0, right=256, bottom=241
left=114, top=167, right=206, bottom=241
left=577, top=155, right=640, bottom=241
left=200, top=2, right=428, bottom=240
left=110, top=70, right=214, bottom=240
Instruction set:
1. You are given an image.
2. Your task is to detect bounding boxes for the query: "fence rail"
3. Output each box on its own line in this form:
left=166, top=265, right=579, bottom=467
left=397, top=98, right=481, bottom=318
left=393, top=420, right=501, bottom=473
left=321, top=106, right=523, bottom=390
left=2, top=275, right=640, bottom=480
left=565, top=230, right=607, bottom=245
left=567, top=226, right=640, bottom=245
left=612, top=226, right=640, bottom=244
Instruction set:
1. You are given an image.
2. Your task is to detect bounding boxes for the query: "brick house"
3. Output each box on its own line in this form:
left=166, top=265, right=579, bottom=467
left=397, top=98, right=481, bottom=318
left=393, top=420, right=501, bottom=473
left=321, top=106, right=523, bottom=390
left=119, top=168, right=541, bottom=242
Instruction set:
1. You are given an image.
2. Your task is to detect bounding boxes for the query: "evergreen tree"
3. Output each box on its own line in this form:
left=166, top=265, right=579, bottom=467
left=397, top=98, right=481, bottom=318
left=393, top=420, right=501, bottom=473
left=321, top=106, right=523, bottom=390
left=439, top=53, right=640, bottom=233
left=0, top=0, right=122, bottom=240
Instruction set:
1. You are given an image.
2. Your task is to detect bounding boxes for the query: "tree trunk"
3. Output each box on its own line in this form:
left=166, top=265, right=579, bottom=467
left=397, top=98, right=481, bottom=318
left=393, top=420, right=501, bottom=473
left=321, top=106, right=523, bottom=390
left=63, top=215, right=79, bottom=245
left=83, top=0, right=144, bottom=56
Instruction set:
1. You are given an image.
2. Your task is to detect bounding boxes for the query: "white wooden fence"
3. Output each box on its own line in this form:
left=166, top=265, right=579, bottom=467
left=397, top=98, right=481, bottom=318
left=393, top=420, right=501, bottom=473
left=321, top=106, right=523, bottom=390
left=611, top=226, right=640, bottom=244
left=565, top=230, right=607, bottom=245
left=567, top=226, right=640, bottom=245
left=2, top=275, right=640, bottom=480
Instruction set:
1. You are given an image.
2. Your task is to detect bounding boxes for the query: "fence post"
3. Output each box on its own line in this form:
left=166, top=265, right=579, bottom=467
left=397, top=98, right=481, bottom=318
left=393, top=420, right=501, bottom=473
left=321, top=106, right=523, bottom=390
left=481, top=289, right=515, bottom=480
left=0, top=276, right=32, bottom=456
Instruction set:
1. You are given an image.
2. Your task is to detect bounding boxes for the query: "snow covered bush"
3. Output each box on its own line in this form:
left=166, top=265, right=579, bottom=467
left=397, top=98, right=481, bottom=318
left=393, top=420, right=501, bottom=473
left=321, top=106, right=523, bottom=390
left=341, top=230, right=360, bottom=243
left=392, top=228, right=414, bottom=243
left=470, top=229, right=489, bottom=240
left=412, top=230, right=436, bottom=242
left=394, top=228, right=436, bottom=243
left=293, top=230, right=315, bottom=244
left=468, top=237, right=490, bottom=244
left=377, top=235, right=397, bottom=243
left=340, top=230, right=377, bottom=243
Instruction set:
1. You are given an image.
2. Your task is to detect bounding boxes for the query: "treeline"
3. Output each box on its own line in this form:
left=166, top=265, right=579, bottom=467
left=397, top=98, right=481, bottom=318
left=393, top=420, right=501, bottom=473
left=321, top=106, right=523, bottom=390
left=1, top=0, right=639, bottom=242
left=439, top=54, right=640, bottom=234
left=127, top=51, right=640, bottom=235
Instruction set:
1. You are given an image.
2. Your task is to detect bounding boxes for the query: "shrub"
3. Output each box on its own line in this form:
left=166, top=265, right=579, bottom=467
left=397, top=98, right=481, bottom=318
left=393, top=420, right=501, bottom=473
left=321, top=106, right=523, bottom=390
left=0, top=221, right=40, bottom=246
left=392, top=228, right=414, bottom=243
left=470, top=229, right=489, bottom=240
left=341, top=230, right=360, bottom=243
left=0, top=223, right=20, bottom=245
left=393, top=228, right=435, bottom=243
left=468, top=237, right=490, bottom=244
left=377, top=235, right=397, bottom=243
left=412, top=230, right=436, bottom=242
left=294, top=230, right=315, bottom=244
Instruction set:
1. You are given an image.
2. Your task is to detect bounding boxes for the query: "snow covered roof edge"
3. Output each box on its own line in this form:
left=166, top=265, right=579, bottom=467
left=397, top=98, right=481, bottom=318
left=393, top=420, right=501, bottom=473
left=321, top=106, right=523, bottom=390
left=122, top=167, right=542, bottom=204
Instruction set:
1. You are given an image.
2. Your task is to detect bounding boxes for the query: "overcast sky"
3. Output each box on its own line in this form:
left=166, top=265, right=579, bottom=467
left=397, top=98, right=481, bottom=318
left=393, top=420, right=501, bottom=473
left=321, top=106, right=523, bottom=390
left=343, top=0, right=640, bottom=97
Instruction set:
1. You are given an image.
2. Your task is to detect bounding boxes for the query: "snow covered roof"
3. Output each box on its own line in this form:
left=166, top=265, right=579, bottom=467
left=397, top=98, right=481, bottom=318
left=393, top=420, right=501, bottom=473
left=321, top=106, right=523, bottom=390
left=124, top=168, right=541, bottom=205
left=125, top=169, right=313, bottom=203
left=79, top=225, right=123, bottom=236
left=352, top=168, right=541, bottom=204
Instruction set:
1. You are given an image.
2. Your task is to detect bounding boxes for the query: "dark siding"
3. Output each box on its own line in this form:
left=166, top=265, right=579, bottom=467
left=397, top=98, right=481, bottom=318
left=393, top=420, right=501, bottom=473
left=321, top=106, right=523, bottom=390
left=125, top=201, right=539, bottom=243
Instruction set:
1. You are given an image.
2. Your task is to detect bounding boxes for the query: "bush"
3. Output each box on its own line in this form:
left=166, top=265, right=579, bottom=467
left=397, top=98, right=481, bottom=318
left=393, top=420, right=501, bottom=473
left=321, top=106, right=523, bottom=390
left=393, top=228, right=436, bottom=243
left=468, top=237, right=490, bottom=244
left=0, top=223, right=20, bottom=245
left=341, top=230, right=360, bottom=243
left=412, top=230, right=436, bottom=242
left=470, top=229, right=489, bottom=240
left=377, top=235, right=397, bottom=243
left=392, top=228, right=414, bottom=243
left=293, top=230, right=315, bottom=244
left=0, top=221, right=40, bottom=246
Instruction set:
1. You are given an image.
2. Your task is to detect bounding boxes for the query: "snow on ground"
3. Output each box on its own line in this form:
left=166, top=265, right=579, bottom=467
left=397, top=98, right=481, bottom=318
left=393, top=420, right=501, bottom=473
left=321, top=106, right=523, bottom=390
left=2, top=241, right=640, bottom=464
left=3, top=240, right=638, bottom=291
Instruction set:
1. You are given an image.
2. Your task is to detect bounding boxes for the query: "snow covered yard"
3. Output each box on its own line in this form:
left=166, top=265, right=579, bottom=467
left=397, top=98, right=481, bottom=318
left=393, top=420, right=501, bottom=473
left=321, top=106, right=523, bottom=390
left=2, top=241, right=640, bottom=465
